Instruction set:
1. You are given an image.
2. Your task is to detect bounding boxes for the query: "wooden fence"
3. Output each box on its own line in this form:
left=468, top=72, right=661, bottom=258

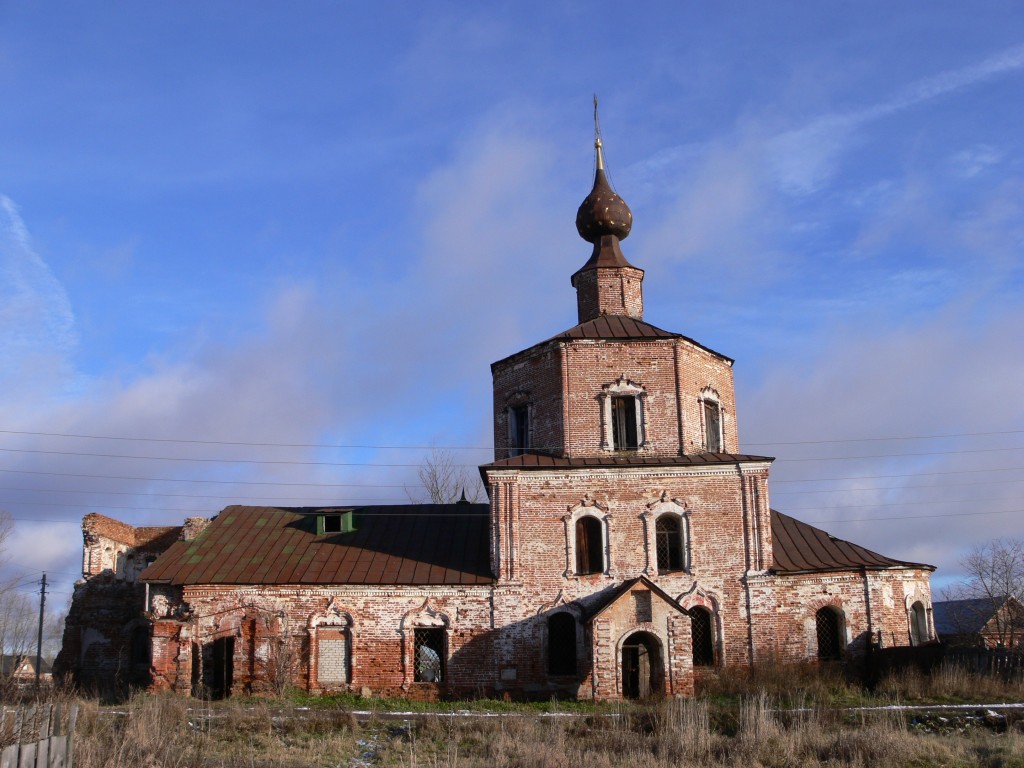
left=946, top=647, right=1024, bottom=682
left=0, top=704, right=78, bottom=768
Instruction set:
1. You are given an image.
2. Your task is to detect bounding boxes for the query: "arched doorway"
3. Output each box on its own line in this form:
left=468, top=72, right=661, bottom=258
left=909, top=601, right=928, bottom=646
left=621, top=631, right=663, bottom=699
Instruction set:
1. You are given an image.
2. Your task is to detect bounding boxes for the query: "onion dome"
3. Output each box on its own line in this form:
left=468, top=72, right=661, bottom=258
left=575, top=137, right=633, bottom=243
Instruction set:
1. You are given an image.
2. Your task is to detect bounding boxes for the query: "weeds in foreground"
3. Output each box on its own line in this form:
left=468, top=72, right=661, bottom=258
left=21, top=664, right=1024, bottom=768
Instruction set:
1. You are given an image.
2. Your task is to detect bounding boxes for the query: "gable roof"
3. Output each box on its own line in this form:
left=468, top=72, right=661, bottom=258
left=141, top=503, right=493, bottom=587
left=582, top=575, right=689, bottom=623
left=770, top=509, right=934, bottom=574
left=932, top=597, right=1015, bottom=637
left=491, top=316, right=732, bottom=370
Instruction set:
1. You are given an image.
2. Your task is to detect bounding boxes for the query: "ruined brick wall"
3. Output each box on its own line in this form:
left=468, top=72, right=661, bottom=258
left=55, top=514, right=186, bottom=690
left=147, top=585, right=496, bottom=699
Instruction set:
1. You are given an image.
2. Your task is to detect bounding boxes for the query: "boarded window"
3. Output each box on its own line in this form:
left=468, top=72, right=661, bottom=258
left=510, top=404, right=530, bottom=456
left=575, top=516, right=604, bottom=575
left=691, top=608, right=715, bottom=667
left=704, top=400, right=722, bottom=453
left=414, top=628, right=445, bottom=683
left=317, top=628, right=349, bottom=684
left=816, top=607, right=843, bottom=661
left=547, top=613, right=577, bottom=676
left=611, top=396, right=639, bottom=450
left=655, top=515, right=684, bottom=572
left=633, top=591, right=652, bottom=623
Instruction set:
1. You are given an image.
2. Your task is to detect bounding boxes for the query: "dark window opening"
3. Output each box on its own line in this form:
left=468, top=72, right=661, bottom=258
left=611, top=396, right=639, bottom=450
left=704, top=400, right=722, bottom=453
left=130, top=625, right=151, bottom=667
left=910, top=601, right=928, bottom=646
left=575, top=516, right=604, bottom=575
left=655, top=515, right=684, bottom=572
left=547, top=613, right=577, bottom=676
left=816, top=607, right=843, bottom=661
left=510, top=404, right=529, bottom=457
left=414, top=628, right=445, bottom=683
left=322, top=515, right=342, bottom=533
left=691, top=608, right=715, bottom=667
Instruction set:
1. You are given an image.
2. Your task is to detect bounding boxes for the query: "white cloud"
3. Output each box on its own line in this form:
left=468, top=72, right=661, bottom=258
left=0, top=195, right=78, bottom=399
left=766, top=43, right=1024, bottom=194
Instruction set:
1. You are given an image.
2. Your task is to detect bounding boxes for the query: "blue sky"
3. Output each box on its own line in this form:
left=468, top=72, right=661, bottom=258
left=1, top=1, right=1022, bottom=610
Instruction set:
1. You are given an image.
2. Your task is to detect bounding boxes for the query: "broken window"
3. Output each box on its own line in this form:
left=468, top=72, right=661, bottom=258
left=317, top=627, right=349, bottom=684
left=510, top=403, right=530, bottom=456
left=414, top=628, right=445, bottom=683
left=691, top=608, right=715, bottom=667
left=611, top=395, right=640, bottom=450
left=547, top=612, right=577, bottom=676
left=655, top=515, right=684, bottom=572
left=575, top=516, right=604, bottom=575
left=815, top=607, right=843, bottom=661
left=910, top=601, right=929, bottom=646
left=703, top=399, right=722, bottom=453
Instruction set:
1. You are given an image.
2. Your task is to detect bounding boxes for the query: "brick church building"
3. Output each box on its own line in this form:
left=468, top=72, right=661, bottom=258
left=55, top=128, right=935, bottom=700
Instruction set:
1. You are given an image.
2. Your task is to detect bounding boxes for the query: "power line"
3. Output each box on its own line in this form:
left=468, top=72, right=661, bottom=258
left=743, top=429, right=1024, bottom=447
left=3, top=426, right=1022, bottom=450
left=0, top=467, right=414, bottom=488
left=770, top=466, right=1024, bottom=484
left=813, top=508, right=1022, bottom=524
left=1, top=443, right=1022, bottom=468
left=771, top=476, right=1024, bottom=496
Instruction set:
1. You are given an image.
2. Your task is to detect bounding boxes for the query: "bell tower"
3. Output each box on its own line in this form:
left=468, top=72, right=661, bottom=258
left=571, top=99, right=644, bottom=323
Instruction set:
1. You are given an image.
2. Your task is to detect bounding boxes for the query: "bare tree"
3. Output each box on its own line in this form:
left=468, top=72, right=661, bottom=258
left=407, top=447, right=485, bottom=504
left=944, top=538, right=1024, bottom=648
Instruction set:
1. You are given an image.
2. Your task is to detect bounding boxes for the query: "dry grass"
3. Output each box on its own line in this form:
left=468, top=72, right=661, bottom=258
left=20, top=664, right=1024, bottom=767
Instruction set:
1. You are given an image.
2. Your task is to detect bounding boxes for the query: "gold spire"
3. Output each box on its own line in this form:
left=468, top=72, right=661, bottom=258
left=593, top=94, right=604, bottom=171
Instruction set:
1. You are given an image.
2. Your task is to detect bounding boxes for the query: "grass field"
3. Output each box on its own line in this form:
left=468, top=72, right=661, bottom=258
left=34, top=664, right=1024, bottom=767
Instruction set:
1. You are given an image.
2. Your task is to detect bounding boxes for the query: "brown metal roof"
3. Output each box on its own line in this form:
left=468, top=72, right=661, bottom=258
left=141, top=503, right=493, bottom=587
left=482, top=452, right=774, bottom=471
left=770, top=509, right=934, bottom=574
left=491, top=316, right=732, bottom=370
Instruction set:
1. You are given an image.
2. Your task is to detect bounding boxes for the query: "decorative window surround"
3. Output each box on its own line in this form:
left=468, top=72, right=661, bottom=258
left=599, top=377, right=647, bottom=451
left=641, top=492, right=690, bottom=575
left=698, top=387, right=724, bottom=453
left=562, top=495, right=613, bottom=578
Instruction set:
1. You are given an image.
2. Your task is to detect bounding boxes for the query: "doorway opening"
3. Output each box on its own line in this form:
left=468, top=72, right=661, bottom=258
left=621, top=631, right=663, bottom=699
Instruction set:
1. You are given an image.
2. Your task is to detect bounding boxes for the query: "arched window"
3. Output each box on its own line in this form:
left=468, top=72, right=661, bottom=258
left=508, top=403, right=531, bottom=457
left=547, top=613, right=577, bottom=676
left=414, top=628, right=446, bottom=683
left=575, top=516, right=604, bottom=575
left=910, top=601, right=929, bottom=646
left=655, top=514, right=684, bottom=572
left=815, top=607, right=843, bottom=661
left=690, top=608, right=715, bottom=667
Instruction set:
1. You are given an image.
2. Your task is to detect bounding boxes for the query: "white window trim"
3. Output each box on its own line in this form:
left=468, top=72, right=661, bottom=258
left=600, top=377, right=646, bottom=451
left=698, top=388, right=724, bottom=453
left=562, top=495, right=613, bottom=578
left=641, top=493, right=690, bottom=575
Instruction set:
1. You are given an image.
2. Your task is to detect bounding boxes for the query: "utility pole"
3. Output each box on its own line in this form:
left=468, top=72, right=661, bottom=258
left=35, top=573, right=46, bottom=690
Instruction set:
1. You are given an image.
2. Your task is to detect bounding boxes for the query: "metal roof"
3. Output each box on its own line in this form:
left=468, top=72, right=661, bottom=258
left=491, top=316, right=733, bottom=370
left=141, top=503, right=493, bottom=587
left=770, top=509, right=934, bottom=574
left=932, top=597, right=1013, bottom=637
